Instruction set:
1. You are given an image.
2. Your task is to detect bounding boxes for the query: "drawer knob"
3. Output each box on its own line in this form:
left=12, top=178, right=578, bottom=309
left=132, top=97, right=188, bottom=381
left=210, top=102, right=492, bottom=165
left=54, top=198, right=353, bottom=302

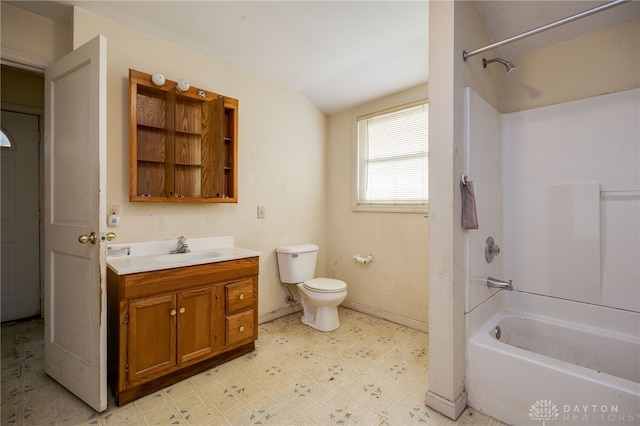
left=179, top=307, right=186, bottom=314
left=239, top=326, right=245, bottom=332
left=239, top=294, right=245, bottom=300
left=170, top=309, right=177, bottom=316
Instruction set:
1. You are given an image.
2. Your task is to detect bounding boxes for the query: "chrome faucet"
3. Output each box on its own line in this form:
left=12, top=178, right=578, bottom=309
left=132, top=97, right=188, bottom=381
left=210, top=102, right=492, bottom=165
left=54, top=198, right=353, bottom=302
left=171, top=236, right=190, bottom=254
left=487, top=277, right=513, bottom=291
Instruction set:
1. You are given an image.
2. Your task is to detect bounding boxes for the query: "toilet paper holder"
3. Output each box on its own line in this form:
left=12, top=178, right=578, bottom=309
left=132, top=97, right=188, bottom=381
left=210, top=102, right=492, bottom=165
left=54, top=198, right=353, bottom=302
left=353, top=254, right=374, bottom=264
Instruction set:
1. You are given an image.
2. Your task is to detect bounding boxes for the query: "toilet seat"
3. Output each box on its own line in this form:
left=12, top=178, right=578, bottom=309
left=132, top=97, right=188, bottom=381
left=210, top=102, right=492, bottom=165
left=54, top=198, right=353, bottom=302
left=303, top=278, right=347, bottom=293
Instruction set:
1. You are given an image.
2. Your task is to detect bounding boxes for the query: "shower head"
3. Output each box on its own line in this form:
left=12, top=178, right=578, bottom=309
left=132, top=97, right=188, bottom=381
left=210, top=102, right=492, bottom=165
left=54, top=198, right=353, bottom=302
left=482, top=57, right=517, bottom=74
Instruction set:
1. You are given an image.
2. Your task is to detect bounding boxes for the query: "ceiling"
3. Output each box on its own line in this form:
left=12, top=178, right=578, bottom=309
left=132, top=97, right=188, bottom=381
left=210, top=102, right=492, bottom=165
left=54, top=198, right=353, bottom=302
left=8, top=1, right=640, bottom=115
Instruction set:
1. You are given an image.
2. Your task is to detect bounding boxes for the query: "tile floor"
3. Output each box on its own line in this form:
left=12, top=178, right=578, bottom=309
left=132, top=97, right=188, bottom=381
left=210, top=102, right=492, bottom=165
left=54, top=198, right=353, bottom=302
left=1, top=308, right=504, bottom=425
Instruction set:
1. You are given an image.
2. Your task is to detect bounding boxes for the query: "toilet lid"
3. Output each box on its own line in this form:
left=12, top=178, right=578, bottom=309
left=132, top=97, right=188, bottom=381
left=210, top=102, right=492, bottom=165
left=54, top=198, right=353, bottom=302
left=303, top=278, right=347, bottom=293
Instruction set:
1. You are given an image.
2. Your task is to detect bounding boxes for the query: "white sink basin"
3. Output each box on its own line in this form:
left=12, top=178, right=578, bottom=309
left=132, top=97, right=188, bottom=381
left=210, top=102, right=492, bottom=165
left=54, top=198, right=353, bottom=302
left=153, top=251, right=222, bottom=263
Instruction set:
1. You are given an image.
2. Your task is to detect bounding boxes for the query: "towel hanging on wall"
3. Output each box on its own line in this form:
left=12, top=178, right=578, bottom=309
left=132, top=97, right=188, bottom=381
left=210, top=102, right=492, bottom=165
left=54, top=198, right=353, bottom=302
left=461, top=175, right=479, bottom=229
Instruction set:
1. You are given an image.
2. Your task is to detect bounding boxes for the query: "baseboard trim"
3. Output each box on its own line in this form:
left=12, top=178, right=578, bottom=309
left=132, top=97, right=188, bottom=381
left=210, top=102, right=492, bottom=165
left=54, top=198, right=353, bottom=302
left=341, top=301, right=428, bottom=332
left=425, top=389, right=467, bottom=420
left=258, top=301, right=428, bottom=333
left=258, top=304, right=302, bottom=324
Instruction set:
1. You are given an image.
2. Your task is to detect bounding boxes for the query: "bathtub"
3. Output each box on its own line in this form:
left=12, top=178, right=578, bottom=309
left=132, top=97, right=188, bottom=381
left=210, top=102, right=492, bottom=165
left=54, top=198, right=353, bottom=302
left=466, top=291, right=640, bottom=425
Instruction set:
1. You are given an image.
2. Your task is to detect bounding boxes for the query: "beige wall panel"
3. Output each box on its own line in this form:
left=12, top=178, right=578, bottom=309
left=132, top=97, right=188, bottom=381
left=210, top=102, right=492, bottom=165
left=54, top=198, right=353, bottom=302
left=426, top=0, right=498, bottom=419
left=501, top=19, right=640, bottom=112
left=0, top=3, right=71, bottom=66
left=327, top=85, right=429, bottom=329
left=71, top=8, right=328, bottom=321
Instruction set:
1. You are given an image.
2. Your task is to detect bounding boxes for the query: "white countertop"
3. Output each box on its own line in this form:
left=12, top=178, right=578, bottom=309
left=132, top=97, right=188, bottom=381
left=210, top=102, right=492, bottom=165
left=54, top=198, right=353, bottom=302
left=107, top=236, right=261, bottom=275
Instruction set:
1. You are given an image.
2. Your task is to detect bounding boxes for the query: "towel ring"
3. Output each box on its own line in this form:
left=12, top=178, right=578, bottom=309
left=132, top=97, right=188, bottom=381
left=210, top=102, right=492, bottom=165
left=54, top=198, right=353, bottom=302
left=461, top=173, right=469, bottom=186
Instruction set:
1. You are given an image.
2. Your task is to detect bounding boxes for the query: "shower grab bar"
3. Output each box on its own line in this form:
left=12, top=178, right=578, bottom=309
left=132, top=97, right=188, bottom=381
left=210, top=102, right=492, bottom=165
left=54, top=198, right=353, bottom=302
left=600, top=189, right=640, bottom=199
left=462, top=0, right=629, bottom=61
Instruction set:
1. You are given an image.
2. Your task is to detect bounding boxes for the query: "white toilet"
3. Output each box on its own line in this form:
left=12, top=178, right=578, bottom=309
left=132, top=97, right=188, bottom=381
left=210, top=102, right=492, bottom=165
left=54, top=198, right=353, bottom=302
left=276, top=244, right=347, bottom=332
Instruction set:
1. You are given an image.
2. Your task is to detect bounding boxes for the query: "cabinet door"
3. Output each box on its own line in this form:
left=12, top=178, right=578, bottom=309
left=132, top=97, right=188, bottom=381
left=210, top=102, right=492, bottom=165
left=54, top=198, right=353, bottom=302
left=177, top=286, right=218, bottom=365
left=128, top=294, right=177, bottom=386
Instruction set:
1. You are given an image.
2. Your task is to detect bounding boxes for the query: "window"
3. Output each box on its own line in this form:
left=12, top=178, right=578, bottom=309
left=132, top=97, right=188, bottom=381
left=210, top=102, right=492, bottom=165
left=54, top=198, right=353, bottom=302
left=0, top=128, right=13, bottom=148
left=354, top=100, right=428, bottom=213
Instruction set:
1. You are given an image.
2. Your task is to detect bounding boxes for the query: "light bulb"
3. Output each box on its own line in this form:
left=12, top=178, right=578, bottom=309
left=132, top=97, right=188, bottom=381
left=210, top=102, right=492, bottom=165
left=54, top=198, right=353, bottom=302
left=151, top=73, right=165, bottom=86
left=177, top=79, right=190, bottom=92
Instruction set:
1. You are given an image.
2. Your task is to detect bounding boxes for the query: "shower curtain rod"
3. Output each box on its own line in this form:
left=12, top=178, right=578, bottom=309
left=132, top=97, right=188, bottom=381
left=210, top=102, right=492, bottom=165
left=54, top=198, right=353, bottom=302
left=463, top=0, right=630, bottom=61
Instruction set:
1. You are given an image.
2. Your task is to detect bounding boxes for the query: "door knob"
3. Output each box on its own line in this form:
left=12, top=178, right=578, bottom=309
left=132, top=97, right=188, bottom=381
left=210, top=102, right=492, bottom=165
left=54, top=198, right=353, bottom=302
left=78, top=232, right=98, bottom=244
left=170, top=309, right=177, bottom=316
left=105, top=232, right=116, bottom=241
left=179, top=307, right=185, bottom=314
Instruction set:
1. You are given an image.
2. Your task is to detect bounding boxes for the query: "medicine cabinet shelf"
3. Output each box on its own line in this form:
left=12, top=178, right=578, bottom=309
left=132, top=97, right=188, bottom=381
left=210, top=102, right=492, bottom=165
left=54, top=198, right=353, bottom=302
left=129, top=69, right=238, bottom=203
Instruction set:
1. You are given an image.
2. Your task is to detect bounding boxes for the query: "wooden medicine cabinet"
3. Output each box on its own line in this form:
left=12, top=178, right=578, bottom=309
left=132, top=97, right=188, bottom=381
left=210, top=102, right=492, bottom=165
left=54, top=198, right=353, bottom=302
left=129, top=69, right=238, bottom=202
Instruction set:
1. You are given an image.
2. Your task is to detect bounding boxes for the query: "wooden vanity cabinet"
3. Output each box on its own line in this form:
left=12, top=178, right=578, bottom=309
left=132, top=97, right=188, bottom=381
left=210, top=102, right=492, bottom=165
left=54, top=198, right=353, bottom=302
left=107, top=257, right=258, bottom=405
left=129, top=69, right=238, bottom=203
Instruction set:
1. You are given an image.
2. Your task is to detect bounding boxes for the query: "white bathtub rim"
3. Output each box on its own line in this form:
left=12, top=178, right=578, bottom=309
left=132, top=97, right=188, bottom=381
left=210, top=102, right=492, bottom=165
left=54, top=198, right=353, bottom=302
left=466, top=289, right=640, bottom=339
left=467, top=290, right=640, bottom=396
left=469, top=325, right=640, bottom=396
left=466, top=340, right=640, bottom=426
left=474, top=310, right=640, bottom=348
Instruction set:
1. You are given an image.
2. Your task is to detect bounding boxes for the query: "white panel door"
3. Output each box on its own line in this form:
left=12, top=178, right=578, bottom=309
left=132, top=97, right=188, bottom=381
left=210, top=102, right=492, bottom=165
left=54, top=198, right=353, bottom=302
left=44, top=35, right=108, bottom=412
left=1, top=110, right=41, bottom=322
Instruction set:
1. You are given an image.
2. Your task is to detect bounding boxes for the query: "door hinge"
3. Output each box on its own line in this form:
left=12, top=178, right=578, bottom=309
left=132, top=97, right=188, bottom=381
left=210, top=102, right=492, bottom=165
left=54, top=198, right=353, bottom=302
left=124, top=312, right=129, bottom=324
left=124, top=362, right=129, bottom=373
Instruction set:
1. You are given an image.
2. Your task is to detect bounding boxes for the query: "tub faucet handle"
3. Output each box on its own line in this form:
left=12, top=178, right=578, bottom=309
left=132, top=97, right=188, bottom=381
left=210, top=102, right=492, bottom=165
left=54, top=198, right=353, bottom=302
left=485, top=236, right=501, bottom=263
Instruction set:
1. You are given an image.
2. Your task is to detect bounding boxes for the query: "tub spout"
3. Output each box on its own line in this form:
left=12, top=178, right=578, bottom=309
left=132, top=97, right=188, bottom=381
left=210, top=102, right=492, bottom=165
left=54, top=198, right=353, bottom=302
left=487, top=277, right=513, bottom=290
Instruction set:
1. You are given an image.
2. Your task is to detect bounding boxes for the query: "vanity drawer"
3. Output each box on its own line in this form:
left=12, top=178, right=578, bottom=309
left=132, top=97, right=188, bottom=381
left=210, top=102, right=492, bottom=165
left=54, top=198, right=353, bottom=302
left=226, top=311, right=254, bottom=346
left=225, top=279, right=254, bottom=315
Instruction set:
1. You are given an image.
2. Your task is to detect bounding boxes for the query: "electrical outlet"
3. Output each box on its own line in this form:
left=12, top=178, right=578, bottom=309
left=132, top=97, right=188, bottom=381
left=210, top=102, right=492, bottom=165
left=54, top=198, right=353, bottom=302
left=107, top=205, right=120, bottom=215
left=257, top=205, right=265, bottom=219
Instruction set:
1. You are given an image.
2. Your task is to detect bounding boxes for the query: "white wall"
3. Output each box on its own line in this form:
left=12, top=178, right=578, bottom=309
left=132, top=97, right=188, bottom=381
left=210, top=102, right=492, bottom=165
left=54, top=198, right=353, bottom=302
left=461, top=16, right=640, bottom=316
left=503, top=89, right=640, bottom=312
left=464, top=87, right=640, bottom=314
left=327, top=85, right=429, bottom=331
left=69, top=7, right=329, bottom=322
left=463, top=88, right=503, bottom=313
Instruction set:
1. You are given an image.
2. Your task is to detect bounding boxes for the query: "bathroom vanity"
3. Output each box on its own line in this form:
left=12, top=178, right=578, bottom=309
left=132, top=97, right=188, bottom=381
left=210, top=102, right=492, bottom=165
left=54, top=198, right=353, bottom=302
left=106, top=237, right=260, bottom=405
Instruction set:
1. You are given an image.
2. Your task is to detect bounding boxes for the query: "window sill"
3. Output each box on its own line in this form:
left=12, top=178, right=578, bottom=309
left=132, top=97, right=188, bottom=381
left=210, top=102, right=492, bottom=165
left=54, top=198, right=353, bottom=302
left=352, top=204, right=429, bottom=214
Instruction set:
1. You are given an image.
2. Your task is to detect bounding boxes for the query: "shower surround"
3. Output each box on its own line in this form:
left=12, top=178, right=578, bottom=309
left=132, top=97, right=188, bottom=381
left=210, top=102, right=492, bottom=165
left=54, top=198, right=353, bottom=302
left=463, top=87, right=640, bottom=425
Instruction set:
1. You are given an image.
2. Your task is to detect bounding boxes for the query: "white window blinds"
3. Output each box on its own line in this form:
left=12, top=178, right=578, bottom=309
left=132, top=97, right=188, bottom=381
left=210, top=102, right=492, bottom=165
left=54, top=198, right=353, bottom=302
left=356, top=101, right=428, bottom=211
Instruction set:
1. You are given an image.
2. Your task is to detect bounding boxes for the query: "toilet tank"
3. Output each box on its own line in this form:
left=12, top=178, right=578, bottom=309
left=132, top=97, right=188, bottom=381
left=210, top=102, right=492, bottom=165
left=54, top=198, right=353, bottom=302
left=276, top=244, right=319, bottom=284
